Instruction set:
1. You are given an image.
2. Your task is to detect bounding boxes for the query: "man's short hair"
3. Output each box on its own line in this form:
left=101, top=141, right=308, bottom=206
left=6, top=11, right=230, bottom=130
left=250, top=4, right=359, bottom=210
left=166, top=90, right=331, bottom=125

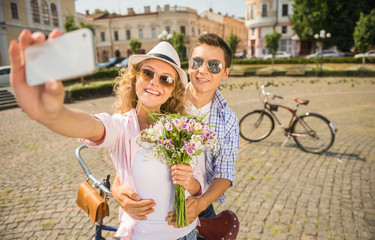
left=190, top=33, right=232, bottom=68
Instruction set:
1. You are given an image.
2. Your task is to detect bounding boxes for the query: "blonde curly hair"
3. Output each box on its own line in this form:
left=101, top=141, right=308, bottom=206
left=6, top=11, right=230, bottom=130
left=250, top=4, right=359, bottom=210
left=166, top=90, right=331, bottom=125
left=112, top=60, right=188, bottom=115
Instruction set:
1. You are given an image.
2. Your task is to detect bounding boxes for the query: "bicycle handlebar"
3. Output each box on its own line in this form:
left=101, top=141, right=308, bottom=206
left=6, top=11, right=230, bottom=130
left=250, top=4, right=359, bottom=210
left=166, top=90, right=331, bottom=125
left=75, top=144, right=112, bottom=195
left=261, top=83, right=283, bottom=100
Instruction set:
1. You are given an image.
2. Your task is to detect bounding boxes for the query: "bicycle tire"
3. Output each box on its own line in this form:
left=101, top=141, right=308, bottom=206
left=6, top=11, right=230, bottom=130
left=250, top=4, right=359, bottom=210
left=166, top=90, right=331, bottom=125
left=239, top=110, right=274, bottom=142
left=291, top=113, right=335, bottom=153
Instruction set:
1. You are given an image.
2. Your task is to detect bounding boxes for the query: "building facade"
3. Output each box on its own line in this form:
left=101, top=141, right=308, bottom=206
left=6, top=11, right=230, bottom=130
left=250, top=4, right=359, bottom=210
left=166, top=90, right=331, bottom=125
left=0, top=0, right=77, bottom=65
left=86, top=5, right=248, bottom=63
left=245, top=0, right=300, bottom=58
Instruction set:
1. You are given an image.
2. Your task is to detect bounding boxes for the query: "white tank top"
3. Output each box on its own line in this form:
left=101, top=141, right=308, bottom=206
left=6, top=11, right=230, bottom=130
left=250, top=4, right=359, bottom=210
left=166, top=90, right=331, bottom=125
left=131, top=142, right=197, bottom=240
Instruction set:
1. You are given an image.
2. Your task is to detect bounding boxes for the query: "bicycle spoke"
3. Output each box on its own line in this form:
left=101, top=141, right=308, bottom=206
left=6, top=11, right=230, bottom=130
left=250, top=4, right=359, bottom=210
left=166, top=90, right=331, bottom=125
left=292, top=114, right=335, bottom=153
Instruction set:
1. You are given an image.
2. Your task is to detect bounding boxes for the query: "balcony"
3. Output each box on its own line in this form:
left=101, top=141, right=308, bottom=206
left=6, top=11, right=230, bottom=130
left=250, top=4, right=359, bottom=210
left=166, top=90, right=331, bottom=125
left=246, top=17, right=276, bottom=28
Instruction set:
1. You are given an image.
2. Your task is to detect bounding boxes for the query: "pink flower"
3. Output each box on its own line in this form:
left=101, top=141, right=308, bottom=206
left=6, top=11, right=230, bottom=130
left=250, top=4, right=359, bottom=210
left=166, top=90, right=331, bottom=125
left=181, top=141, right=195, bottom=155
left=164, top=138, right=175, bottom=150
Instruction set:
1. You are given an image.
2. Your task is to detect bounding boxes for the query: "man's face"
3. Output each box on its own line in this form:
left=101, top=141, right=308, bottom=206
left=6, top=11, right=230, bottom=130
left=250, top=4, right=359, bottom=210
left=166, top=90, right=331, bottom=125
left=188, top=44, right=230, bottom=96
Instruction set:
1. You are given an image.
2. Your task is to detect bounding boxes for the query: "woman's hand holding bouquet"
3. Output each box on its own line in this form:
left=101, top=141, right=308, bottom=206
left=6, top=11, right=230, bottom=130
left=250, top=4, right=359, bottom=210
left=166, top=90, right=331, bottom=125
left=138, top=113, right=217, bottom=228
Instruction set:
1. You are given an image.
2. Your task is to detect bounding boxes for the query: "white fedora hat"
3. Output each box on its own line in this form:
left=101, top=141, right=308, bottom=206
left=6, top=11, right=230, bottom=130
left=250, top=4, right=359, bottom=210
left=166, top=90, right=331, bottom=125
left=128, top=41, right=187, bottom=85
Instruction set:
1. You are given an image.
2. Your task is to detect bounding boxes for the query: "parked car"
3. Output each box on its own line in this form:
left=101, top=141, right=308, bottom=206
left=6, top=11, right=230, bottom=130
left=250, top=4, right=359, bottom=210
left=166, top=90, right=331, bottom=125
left=305, top=50, right=343, bottom=59
left=264, top=51, right=291, bottom=59
left=0, top=66, right=10, bottom=87
left=354, top=49, right=375, bottom=58
left=97, top=57, right=126, bottom=70
left=114, top=58, right=129, bottom=68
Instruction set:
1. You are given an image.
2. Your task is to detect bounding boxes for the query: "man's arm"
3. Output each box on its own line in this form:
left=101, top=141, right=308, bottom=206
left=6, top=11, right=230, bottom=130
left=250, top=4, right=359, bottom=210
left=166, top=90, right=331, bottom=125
left=112, top=174, right=156, bottom=220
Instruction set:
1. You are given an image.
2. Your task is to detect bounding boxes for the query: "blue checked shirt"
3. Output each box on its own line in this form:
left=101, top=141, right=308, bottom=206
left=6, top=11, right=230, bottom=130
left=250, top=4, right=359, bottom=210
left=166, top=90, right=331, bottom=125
left=205, top=90, right=239, bottom=203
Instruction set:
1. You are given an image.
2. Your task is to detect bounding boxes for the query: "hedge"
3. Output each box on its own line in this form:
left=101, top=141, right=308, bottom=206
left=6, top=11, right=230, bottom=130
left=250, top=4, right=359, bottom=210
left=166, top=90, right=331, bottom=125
left=231, top=57, right=375, bottom=65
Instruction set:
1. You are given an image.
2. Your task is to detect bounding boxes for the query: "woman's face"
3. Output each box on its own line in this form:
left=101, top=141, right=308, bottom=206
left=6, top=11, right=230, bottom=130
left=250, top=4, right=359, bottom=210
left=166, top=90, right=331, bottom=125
left=135, top=59, right=177, bottom=112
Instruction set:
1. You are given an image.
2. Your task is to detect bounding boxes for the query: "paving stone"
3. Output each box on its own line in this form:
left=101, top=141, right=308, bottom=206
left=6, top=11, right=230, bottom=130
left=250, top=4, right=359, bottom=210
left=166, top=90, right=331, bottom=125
left=1, top=76, right=375, bottom=239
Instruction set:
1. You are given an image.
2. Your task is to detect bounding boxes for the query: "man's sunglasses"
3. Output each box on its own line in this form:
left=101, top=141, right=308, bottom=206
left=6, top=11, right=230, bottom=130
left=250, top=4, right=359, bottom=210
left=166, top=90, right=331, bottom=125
left=188, top=57, right=223, bottom=74
left=137, top=68, right=175, bottom=88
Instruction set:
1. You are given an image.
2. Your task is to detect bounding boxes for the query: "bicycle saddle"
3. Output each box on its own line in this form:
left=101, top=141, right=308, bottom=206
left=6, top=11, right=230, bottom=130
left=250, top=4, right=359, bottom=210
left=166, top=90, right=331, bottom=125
left=293, top=97, right=309, bottom=105
left=197, top=210, right=239, bottom=240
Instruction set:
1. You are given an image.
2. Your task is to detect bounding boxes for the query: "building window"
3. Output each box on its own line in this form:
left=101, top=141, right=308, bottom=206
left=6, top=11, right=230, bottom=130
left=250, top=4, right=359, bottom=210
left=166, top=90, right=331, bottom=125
left=138, top=29, right=144, bottom=39
left=10, top=2, right=19, bottom=19
left=282, top=4, right=288, bottom=16
left=31, top=0, right=40, bottom=23
left=101, top=32, right=105, bottom=42
left=51, top=3, right=59, bottom=26
left=42, top=0, right=50, bottom=25
left=192, top=27, right=195, bottom=37
left=126, top=30, right=131, bottom=40
left=151, top=28, right=156, bottom=38
left=262, top=4, right=267, bottom=17
left=282, top=26, right=287, bottom=34
left=180, top=26, right=186, bottom=35
left=166, top=26, right=171, bottom=34
left=114, top=31, right=119, bottom=41
left=251, top=6, right=254, bottom=19
left=252, top=28, right=255, bottom=36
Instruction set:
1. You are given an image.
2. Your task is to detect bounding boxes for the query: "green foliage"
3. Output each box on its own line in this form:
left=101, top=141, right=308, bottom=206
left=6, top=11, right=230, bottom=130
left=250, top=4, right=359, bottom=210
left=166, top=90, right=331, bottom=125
left=129, top=38, right=142, bottom=54
left=291, top=0, right=328, bottom=41
left=353, top=9, right=375, bottom=53
left=79, top=22, right=95, bottom=35
left=64, top=13, right=79, bottom=32
left=232, top=57, right=375, bottom=65
left=70, top=82, right=115, bottom=100
left=265, top=31, right=281, bottom=67
left=227, top=32, right=240, bottom=56
left=93, top=9, right=118, bottom=16
left=265, top=31, right=282, bottom=56
left=169, top=31, right=186, bottom=60
left=291, top=0, right=375, bottom=49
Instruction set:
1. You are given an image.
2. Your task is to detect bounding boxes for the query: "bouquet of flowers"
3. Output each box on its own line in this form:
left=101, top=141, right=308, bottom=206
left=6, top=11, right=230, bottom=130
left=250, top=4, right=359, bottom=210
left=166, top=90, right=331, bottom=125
left=137, top=113, right=217, bottom=228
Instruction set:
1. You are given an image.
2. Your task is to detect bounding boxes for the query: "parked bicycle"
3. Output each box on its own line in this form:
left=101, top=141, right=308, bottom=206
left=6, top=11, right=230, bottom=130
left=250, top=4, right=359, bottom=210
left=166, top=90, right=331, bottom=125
left=75, top=144, right=239, bottom=240
left=239, top=83, right=336, bottom=153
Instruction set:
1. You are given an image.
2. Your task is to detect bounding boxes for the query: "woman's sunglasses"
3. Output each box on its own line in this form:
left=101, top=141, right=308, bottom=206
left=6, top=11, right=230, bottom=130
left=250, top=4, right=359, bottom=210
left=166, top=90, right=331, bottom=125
left=189, top=57, right=223, bottom=74
left=137, top=68, right=175, bottom=88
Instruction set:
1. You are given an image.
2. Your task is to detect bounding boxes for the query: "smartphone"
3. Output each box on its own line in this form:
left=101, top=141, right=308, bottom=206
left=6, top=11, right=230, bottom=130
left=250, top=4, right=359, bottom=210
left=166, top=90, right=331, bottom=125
left=25, top=28, right=97, bottom=86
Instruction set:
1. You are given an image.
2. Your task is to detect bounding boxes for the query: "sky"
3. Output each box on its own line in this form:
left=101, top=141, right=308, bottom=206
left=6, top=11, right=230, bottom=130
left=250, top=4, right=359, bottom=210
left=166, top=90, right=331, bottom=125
left=75, top=0, right=246, bottom=19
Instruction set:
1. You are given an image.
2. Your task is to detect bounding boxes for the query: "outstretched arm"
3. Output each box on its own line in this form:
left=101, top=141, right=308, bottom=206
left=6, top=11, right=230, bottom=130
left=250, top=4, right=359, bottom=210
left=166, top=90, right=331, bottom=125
left=9, top=29, right=104, bottom=141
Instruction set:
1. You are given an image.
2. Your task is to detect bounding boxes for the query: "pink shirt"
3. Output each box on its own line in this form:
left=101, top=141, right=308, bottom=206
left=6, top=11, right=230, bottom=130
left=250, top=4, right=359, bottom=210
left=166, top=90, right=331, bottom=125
left=82, top=109, right=203, bottom=239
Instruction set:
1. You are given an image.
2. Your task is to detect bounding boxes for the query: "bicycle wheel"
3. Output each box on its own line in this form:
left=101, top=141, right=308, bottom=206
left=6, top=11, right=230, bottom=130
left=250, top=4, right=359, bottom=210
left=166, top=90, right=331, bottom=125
left=239, top=110, right=274, bottom=142
left=291, top=113, right=335, bottom=153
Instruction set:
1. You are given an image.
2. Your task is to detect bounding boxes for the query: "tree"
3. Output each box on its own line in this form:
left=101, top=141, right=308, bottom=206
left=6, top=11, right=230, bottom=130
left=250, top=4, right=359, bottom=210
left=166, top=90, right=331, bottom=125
left=80, top=22, right=95, bottom=35
left=169, top=31, right=185, bottom=60
left=291, top=0, right=375, bottom=51
left=64, top=13, right=79, bottom=32
left=353, top=9, right=375, bottom=67
left=94, top=9, right=117, bottom=16
left=129, top=38, right=142, bottom=54
left=226, top=32, right=239, bottom=57
left=265, top=31, right=281, bottom=68
left=291, top=0, right=328, bottom=41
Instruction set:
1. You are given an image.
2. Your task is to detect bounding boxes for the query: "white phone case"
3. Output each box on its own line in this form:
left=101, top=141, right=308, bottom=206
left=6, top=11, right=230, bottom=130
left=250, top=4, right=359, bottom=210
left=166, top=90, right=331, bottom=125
left=25, top=28, right=97, bottom=86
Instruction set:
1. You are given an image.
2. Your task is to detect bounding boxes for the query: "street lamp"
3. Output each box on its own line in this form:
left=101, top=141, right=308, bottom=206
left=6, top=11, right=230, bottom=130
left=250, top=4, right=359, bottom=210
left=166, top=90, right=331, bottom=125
left=291, top=34, right=300, bottom=57
left=158, top=30, right=172, bottom=41
left=314, top=29, right=331, bottom=75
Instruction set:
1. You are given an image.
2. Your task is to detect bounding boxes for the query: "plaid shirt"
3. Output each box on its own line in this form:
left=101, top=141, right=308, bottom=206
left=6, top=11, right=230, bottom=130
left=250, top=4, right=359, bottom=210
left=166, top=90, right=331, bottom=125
left=205, top=89, right=239, bottom=203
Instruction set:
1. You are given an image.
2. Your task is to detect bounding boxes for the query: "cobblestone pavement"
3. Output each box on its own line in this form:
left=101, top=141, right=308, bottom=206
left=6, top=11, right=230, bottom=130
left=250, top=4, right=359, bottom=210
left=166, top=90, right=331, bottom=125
left=0, top=76, right=374, bottom=240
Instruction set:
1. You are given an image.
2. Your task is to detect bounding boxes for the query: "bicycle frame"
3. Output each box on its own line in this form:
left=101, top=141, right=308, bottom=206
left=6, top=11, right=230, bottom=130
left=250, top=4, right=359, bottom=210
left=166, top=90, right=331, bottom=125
left=261, top=100, right=299, bottom=136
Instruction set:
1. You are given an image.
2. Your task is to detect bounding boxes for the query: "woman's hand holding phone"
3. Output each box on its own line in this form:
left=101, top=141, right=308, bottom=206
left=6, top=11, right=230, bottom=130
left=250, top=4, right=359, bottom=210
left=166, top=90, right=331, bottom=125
left=9, top=29, right=65, bottom=124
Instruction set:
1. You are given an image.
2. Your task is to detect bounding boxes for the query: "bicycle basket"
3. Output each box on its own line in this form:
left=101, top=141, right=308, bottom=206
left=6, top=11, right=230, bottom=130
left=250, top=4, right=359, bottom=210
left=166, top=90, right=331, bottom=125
left=270, top=104, right=278, bottom=111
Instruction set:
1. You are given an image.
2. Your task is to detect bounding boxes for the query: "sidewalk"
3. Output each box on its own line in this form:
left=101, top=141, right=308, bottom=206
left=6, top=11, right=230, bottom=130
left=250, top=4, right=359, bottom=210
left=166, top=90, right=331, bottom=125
left=0, top=76, right=374, bottom=239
